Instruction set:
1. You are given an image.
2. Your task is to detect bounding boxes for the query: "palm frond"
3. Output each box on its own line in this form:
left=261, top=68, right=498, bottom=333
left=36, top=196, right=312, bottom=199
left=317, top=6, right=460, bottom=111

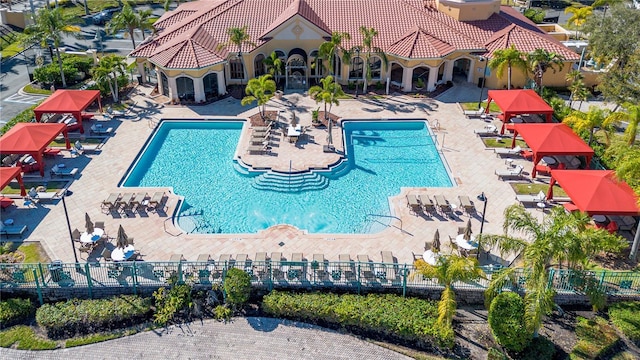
left=484, top=267, right=518, bottom=308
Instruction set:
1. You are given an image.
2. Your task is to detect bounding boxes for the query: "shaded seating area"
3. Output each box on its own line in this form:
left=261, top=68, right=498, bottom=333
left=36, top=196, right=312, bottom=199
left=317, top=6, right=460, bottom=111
left=0, top=123, right=71, bottom=177
left=0, top=167, right=27, bottom=198
left=34, top=90, right=102, bottom=134
left=484, top=89, right=554, bottom=135
left=509, top=124, right=594, bottom=178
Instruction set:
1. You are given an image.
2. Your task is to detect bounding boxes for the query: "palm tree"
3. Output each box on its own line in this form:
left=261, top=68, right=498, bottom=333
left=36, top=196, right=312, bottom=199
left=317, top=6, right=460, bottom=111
left=483, top=205, right=626, bottom=336
left=92, top=55, right=127, bottom=103
left=216, top=26, right=256, bottom=85
left=308, top=75, right=345, bottom=146
left=107, top=3, right=140, bottom=49
left=241, top=75, right=276, bottom=119
left=527, top=49, right=565, bottom=93
left=563, top=106, right=617, bottom=145
left=138, top=9, right=156, bottom=39
left=263, top=51, right=284, bottom=86
left=414, top=255, right=484, bottom=330
left=19, top=7, right=82, bottom=88
left=488, top=45, right=527, bottom=90
left=607, top=103, right=640, bottom=145
left=565, top=6, right=593, bottom=39
left=565, top=70, right=584, bottom=108
left=358, top=26, right=388, bottom=94
left=318, top=31, right=352, bottom=79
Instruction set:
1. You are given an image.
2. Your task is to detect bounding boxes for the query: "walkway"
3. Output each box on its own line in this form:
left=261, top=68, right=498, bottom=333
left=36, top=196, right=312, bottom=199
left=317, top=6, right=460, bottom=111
left=0, top=317, right=411, bottom=360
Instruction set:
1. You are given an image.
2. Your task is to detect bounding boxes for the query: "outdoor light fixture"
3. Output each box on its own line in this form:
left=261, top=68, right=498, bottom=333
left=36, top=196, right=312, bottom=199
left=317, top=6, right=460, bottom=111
left=476, top=192, right=487, bottom=236
left=62, top=191, right=79, bottom=264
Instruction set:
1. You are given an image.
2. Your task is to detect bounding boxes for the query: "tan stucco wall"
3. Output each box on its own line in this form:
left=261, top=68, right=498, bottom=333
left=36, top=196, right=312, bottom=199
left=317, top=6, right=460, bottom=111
left=473, top=61, right=576, bottom=89
left=0, top=9, right=27, bottom=28
left=436, top=0, right=500, bottom=22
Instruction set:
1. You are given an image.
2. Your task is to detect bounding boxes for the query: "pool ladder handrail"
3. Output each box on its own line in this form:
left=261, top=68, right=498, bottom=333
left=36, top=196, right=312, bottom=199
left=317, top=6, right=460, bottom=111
left=164, top=217, right=182, bottom=237
left=365, top=213, right=409, bottom=235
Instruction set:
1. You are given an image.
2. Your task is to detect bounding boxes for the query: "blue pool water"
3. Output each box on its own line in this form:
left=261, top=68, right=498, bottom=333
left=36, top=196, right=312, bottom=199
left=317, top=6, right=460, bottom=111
left=122, top=120, right=453, bottom=234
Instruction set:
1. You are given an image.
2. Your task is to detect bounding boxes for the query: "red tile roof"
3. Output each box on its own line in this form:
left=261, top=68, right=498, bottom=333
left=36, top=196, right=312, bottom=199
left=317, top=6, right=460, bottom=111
left=131, top=0, right=579, bottom=69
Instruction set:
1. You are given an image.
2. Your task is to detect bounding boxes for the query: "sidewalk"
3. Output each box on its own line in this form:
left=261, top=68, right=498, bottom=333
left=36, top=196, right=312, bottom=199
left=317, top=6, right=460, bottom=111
left=0, top=317, right=411, bottom=359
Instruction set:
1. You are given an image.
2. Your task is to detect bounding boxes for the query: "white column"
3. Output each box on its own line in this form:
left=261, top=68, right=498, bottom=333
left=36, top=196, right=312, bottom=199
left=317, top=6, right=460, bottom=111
left=444, top=60, right=454, bottom=82
left=217, top=71, right=226, bottom=95
left=467, top=59, right=475, bottom=83
left=168, top=77, right=178, bottom=101
left=194, top=77, right=205, bottom=103
left=402, top=67, right=413, bottom=92
left=136, top=62, right=145, bottom=81
left=156, top=68, right=162, bottom=90
left=427, top=66, right=438, bottom=91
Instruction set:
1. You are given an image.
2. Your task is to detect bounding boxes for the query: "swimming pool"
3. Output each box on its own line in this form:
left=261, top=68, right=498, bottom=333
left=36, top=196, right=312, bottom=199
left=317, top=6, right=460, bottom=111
left=122, top=119, right=453, bottom=234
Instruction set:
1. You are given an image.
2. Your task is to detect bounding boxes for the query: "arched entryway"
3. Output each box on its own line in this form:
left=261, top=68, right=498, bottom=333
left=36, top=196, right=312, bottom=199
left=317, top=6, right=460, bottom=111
left=286, top=48, right=307, bottom=90
left=390, top=63, right=404, bottom=88
left=176, top=76, right=195, bottom=101
left=203, top=73, right=219, bottom=101
left=161, top=72, right=169, bottom=97
left=437, top=63, right=445, bottom=82
left=452, top=58, right=471, bottom=83
left=412, top=66, right=430, bottom=90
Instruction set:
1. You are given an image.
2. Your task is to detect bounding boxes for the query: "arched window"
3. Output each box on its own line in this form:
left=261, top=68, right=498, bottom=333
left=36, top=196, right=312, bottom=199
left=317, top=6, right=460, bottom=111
left=349, top=56, right=364, bottom=80
left=274, top=50, right=286, bottom=59
left=176, top=76, right=195, bottom=101
left=160, top=72, right=169, bottom=96
left=332, top=56, right=342, bottom=78
left=230, top=58, right=244, bottom=80
left=254, top=54, right=265, bottom=77
left=203, top=73, right=219, bottom=100
left=369, top=56, right=382, bottom=80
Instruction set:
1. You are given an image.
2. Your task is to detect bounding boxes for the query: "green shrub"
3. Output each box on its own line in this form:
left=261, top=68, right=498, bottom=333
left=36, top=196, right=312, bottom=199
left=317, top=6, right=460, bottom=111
left=513, top=336, right=556, bottom=360
left=35, top=295, right=152, bottom=339
left=488, top=292, right=531, bottom=352
left=0, top=325, right=57, bottom=350
left=153, top=284, right=192, bottom=326
left=487, top=347, right=508, bottom=360
left=609, top=302, right=640, bottom=346
left=262, top=291, right=450, bottom=349
left=213, top=305, right=232, bottom=322
left=223, top=268, right=251, bottom=309
left=0, top=298, right=33, bottom=328
left=571, top=316, right=620, bottom=360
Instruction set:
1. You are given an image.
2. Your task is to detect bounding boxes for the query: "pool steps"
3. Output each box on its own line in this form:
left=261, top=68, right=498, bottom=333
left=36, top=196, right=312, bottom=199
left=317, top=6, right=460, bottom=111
left=252, top=171, right=329, bottom=193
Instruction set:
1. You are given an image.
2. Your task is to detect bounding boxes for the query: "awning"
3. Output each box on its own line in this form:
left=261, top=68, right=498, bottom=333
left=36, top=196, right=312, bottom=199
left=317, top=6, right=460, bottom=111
left=485, top=89, right=554, bottom=134
left=0, top=166, right=26, bottom=197
left=33, top=90, right=102, bottom=134
left=548, top=169, right=640, bottom=216
left=0, top=123, right=70, bottom=176
left=510, top=123, right=594, bottom=178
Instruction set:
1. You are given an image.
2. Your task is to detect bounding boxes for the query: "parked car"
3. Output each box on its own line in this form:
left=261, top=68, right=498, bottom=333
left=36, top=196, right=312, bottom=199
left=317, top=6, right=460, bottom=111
left=92, top=8, right=121, bottom=25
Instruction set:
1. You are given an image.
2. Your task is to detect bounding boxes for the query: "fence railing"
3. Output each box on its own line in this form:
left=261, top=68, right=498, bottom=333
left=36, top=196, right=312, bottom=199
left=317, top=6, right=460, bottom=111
left=1, top=261, right=639, bottom=303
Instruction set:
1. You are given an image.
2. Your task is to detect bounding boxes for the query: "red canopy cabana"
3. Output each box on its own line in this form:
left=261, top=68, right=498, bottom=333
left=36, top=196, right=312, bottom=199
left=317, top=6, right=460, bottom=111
left=0, top=166, right=26, bottom=197
left=34, top=90, right=102, bottom=134
left=0, top=123, right=70, bottom=177
left=510, top=123, right=594, bottom=178
left=547, top=169, right=640, bottom=216
left=485, top=89, right=554, bottom=134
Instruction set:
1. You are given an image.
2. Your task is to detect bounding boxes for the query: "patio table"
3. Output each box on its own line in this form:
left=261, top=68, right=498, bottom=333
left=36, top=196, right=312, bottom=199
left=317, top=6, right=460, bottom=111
left=112, top=245, right=135, bottom=261
left=455, top=234, right=479, bottom=250
left=422, top=250, right=440, bottom=265
left=80, top=228, right=104, bottom=243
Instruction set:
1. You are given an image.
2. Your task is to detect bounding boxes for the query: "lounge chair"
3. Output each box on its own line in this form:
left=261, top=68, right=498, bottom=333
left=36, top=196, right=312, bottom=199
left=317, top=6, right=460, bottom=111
left=474, top=124, right=498, bottom=136
left=271, top=252, right=283, bottom=278
left=90, top=124, right=113, bottom=136
left=169, top=254, right=185, bottom=262
left=148, top=191, right=165, bottom=211
left=235, top=254, right=249, bottom=269
left=50, top=165, right=78, bottom=178
left=458, top=195, right=476, bottom=214
left=463, top=106, right=485, bottom=118
left=130, top=192, right=148, bottom=212
left=516, top=191, right=546, bottom=204
left=434, top=195, right=454, bottom=217
left=218, top=254, right=232, bottom=268
left=74, top=140, right=101, bottom=154
left=339, top=254, right=354, bottom=276
left=494, top=145, right=523, bottom=157
left=357, top=255, right=375, bottom=281
left=117, top=192, right=135, bottom=212
left=0, top=224, right=28, bottom=238
left=248, top=144, right=270, bottom=154
left=380, top=251, right=396, bottom=280
left=36, top=191, right=60, bottom=202
left=197, top=254, right=212, bottom=262
left=495, top=165, right=524, bottom=179
left=101, top=193, right=121, bottom=212
left=419, top=195, right=437, bottom=215
left=312, top=254, right=327, bottom=278
left=407, top=194, right=421, bottom=214
left=101, top=248, right=113, bottom=262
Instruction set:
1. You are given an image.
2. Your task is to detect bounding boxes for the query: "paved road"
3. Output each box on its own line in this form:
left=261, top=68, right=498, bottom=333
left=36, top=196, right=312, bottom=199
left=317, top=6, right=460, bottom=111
left=0, top=317, right=411, bottom=360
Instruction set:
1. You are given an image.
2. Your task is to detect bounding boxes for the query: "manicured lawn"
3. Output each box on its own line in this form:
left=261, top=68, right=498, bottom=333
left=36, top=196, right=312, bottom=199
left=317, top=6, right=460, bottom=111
left=608, top=302, right=640, bottom=346
left=0, top=326, right=57, bottom=350
left=65, top=330, right=136, bottom=348
left=23, top=85, right=54, bottom=95
left=0, top=42, right=23, bottom=59
left=50, top=138, right=103, bottom=147
left=18, top=243, right=51, bottom=264
left=511, top=183, right=567, bottom=197
left=460, top=101, right=502, bottom=113
left=570, top=316, right=619, bottom=360
left=1, top=181, right=67, bottom=195
left=482, top=138, right=528, bottom=148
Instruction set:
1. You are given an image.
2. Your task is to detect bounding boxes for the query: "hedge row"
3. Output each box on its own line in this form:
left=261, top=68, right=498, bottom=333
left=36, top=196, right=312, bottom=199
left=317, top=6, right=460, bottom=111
left=262, top=291, right=451, bottom=348
left=0, top=298, right=33, bottom=329
left=35, top=295, right=152, bottom=339
left=608, top=301, right=640, bottom=346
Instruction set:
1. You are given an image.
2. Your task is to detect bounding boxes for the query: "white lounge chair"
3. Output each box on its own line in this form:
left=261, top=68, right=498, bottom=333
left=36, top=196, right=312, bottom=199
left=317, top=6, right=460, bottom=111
left=495, top=165, right=524, bottom=179
left=516, top=191, right=546, bottom=204
left=50, top=165, right=78, bottom=178
left=248, top=144, right=270, bottom=154
left=74, top=141, right=101, bottom=154
left=474, top=124, right=498, bottom=136
left=90, top=124, right=113, bottom=135
left=494, top=145, right=522, bottom=157
left=464, top=107, right=485, bottom=118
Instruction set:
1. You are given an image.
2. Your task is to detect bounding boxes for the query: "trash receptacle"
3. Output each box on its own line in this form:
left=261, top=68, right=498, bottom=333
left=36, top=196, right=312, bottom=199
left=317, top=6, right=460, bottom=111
left=48, top=260, right=63, bottom=282
left=136, top=75, right=143, bottom=85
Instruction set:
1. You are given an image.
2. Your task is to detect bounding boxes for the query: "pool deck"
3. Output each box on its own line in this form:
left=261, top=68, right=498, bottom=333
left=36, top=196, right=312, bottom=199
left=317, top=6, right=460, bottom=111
left=10, top=83, right=546, bottom=265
